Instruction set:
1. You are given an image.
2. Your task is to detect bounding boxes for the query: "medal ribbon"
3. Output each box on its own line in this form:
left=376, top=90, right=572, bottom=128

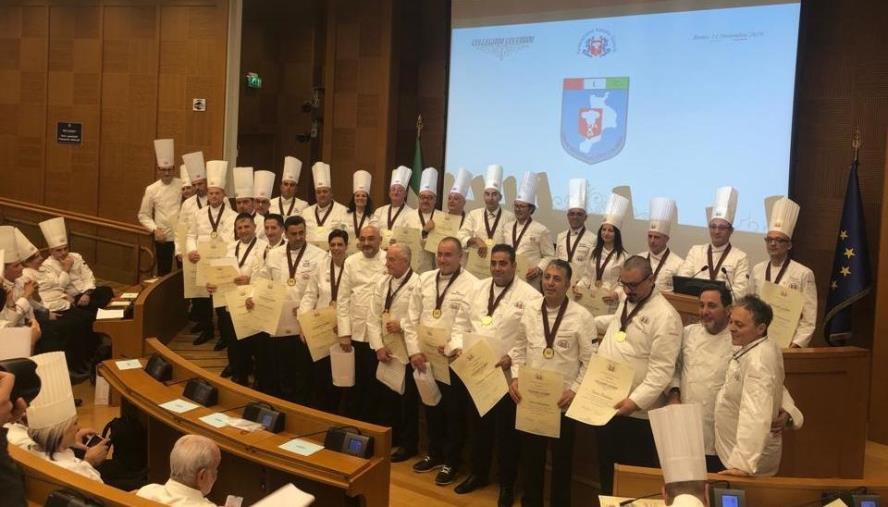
left=487, top=279, right=513, bottom=317
left=235, top=237, right=257, bottom=268
left=286, top=245, right=307, bottom=281
left=385, top=269, right=414, bottom=311
left=352, top=211, right=367, bottom=237
left=419, top=209, right=435, bottom=239
left=648, top=248, right=671, bottom=281
left=315, top=204, right=333, bottom=227
left=766, top=256, right=791, bottom=285
left=484, top=208, right=502, bottom=240
left=542, top=297, right=569, bottom=351
left=279, top=197, right=296, bottom=217
left=387, top=204, right=406, bottom=229
left=619, top=291, right=653, bottom=332
left=732, top=336, right=768, bottom=361
left=566, top=227, right=586, bottom=263
left=512, top=218, right=532, bottom=249
left=434, top=268, right=462, bottom=314
left=196, top=195, right=204, bottom=210
left=207, top=206, right=224, bottom=236
left=707, top=244, right=732, bottom=281
left=330, top=260, right=344, bottom=302
left=595, top=249, right=616, bottom=282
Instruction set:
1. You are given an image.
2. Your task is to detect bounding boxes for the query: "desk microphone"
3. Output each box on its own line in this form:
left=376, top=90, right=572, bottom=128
left=619, top=492, right=663, bottom=506
left=164, top=376, right=197, bottom=386
left=721, top=267, right=733, bottom=294
left=691, top=265, right=709, bottom=278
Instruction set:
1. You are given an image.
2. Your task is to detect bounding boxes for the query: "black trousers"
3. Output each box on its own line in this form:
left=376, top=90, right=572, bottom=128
left=74, top=286, right=114, bottom=314
left=0, top=430, right=26, bottom=506
left=311, top=356, right=342, bottom=414
left=521, top=413, right=576, bottom=507
left=154, top=241, right=175, bottom=276
left=345, top=341, right=381, bottom=423
left=55, top=307, right=100, bottom=371
left=467, top=394, right=520, bottom=488
left=426, top=375, right=468, bottom=467
left=382, top=362, right=419, bottom=452
left=191, top=298, right=215, bottom=332
left=263, top=335, right=314, bottom=405
left=219, top=310, right=256, bottom=384
left=596, top=415, right=659, bottom=495
left=706, top=454, right=726, bottom=473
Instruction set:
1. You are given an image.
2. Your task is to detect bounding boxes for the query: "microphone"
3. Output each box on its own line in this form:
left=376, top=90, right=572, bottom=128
left=618, top=492, right=663, bottom=506
left=691, top=265, right=709, bottom=278
left=721, top=267, right=734, bottom=294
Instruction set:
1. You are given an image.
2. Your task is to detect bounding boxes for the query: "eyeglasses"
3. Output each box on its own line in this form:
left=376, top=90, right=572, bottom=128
left=618, top=275, right=652, bottom=291
left=763, top=237, right=790, bottom=244
left=708, top=224, right=732, bottom=232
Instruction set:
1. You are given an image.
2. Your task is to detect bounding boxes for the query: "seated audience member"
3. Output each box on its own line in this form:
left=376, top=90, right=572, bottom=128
left=137, top=434, right=220, bottom=506
left=649, top=403, right=709, bottom=507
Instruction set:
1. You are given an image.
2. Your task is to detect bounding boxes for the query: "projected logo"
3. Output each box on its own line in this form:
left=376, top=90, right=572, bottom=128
left=561, top=77, right=629, bottom=165
left=578, top=29, right=614, bottom=58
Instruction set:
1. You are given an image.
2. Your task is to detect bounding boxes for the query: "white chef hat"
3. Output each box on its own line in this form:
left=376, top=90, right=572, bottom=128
left=649, top=197, right=677, bottom=236
left=710, top=186, right=738, bottom=225
left=182, top=151, right=206, bottom=182
left=153, top=139, right=174, bottom=168
left=14, top=228, right=39, bottom=261
left=39, top=217, right=67, bottom=249
left=233, top=167, right=254, bottom=199
left=485, top=164, right=503, bottom=191
left=312, top=162, right=332, bottom=189
left=450, top=168, right=472, bottom=198
left=568, top=178, right=587, bottom=211
left=206, top=160, right=228, bottom=190
left=602, top=193, right=629, bottom=229
left=649, top=403, right=707, bottom=484
left=515, top=172, right=537, bottom=205
left=282, top=156, right=302, bottom=183
left=0, top=227, right=21, bottom=263
left=180, top=165, right=191, bottom=187
left=353, top=170, right=372, bottom=194
left=767, top=196, right=800, bottom=239
left=254, top=170, right=275, bottom=200
left=26, top=352, right=77, bottom=431
left=390, top=166, right=412, bottom=189
left=420, top=167, right=438, bottom=195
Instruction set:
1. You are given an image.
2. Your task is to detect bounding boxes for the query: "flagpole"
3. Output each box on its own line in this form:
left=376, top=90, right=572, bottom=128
left=417, top=114, right=424, bottom=139
left=852, top=126, right=861, bottom=163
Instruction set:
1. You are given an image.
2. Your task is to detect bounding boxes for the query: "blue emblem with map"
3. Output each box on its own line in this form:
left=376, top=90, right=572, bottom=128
left=560, top=77, right=629, bottom=165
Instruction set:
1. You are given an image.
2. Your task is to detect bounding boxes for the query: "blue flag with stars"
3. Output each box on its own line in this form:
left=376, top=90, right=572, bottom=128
left=823, top=159, right=871, bottom=343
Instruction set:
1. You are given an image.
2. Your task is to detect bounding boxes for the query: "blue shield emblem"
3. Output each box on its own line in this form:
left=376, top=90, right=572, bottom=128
left=560, top=77, right=629, bottom=165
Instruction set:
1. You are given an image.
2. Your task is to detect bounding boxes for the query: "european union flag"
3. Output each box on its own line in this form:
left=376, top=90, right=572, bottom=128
left=823, top=158, right=872, bottom=344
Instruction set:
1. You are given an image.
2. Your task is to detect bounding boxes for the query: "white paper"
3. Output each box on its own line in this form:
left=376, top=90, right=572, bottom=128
left=599, top=496, right=666, bottom=507
left=114, top=359, right=142, bottom=370
left=330, top=345, right=355, bottom=387
left=120, top=292, right=139, bottom=300
left=0, top=327, right=32, bottom=360
left=93, top=376, right=110, bottom=406
left=159, top=399, right=200, bottom=414
left=96, top=308, right=125, bottom=320
left=107, top=301, right=130, bottom=308
left=376, top=360, right=406, bottom=395
left=251, top=484, right=315, bottom=507
left=413, top=368, right=441, bottom=406
left=279, top=438, right=324, bottom=456
left=199, top=412, right=231, bottom=428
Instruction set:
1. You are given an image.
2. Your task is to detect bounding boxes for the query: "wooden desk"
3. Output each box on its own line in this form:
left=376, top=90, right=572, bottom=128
left=663, top=291, right=699, bottom=325
left=97, top=338, right=391, bottom=507
left=8, top=444, right=162, bottom=507
left=94, top=270, right=188, bottom=360
left=614, top=465, right=888, bottom=507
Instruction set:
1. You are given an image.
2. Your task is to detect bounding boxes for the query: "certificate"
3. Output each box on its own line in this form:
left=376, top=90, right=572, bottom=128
left=196, top=238, right=227, bottom=286
left=224, top=286, right=257, bottom=340
left=566, top=356, right=633, bottom=426
left=466, top=248, right=490, bottom=279
left=759, top=281, right=804, bottom=349
left=573, top=284, right=613, bottom=317
left=297, top=306, right=339, bottom=361
left=182, top=257, right=208, bottom=299
left=418, top=325, right=451, bottom=385
left=382, top=314, right=409, bottom=364
left=515, top=367, right=563, bottom=438
left=424, top=213, right=462, bottom=254
left=250, top=280, right=288, bottom=335
left=417, top=324, right=449, bottom=347
left=391, top=226, right=423, bottom=271
left=206, top=257, right=240, bottom=308
left=516, top=253, right=531, bottom=281
left=451, top=338, right=509, bottom=417
left=376, top=359, right=406, bottom=394
left=273, top=301, right=300, bottom=337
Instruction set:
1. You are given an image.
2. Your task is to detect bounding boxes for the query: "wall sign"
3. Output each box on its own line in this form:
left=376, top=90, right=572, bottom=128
left=57, top=122, right=82, bottom=145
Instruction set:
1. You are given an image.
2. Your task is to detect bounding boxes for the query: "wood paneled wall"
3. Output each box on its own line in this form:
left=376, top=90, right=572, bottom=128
left=0, top=0, right=228, bottom=223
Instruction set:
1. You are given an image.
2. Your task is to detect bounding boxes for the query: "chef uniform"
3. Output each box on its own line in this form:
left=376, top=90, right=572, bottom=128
left=445, top=168, right=469, bottom=226
left=402, top=168, right=440, bottom=273
left=176, top=152, right=208, bottom=258
left=577, top=193, right=630, bottom=314
left=649, top=404, right=708, bottom=507
left=639, top=198, right=684, bottom=292
left=0, top=227, right=36, bottom=328
left=508, top=295, right=595, bottom=507
left=503, top=172, right=554, bottom=290
left=749, top=197, right=817, bottom=347
left=452, top=272, right=541, bottom=496
left=458, top=164, right=514, bottom=251
left=274, top=156, right=308, bottom=218
left=303, top=162, right=349, bottom=248
left=232, top=166, right=265, bottom=241
left=595, top=286, right=683, bottom=494
left=678, top=187, right=749, bottom=300
left=137, top=479, right=217, bottom=507
left=404, top=266, right=478, bottom=476
left=555, top=179, right=597, bottom=283
left=371, top=166, right=415, bottom=247
left=337, top=243, right=388, bottom=421
left=714, top=333, right=785, bottom=476
left=344, top=170, right=373, bottom=251
left=253, top=170, right=276, bottom=240
left=138, top=139, right=182, bottom=275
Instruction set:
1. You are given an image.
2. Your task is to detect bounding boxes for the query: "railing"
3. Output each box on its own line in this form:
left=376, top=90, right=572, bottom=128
left=0, top=197, right=155, bottom=284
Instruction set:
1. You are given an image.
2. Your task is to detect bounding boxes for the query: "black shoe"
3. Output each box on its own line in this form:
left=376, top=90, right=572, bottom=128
left=220, top=366, right=232, bottom=378
left=412, top=455, right=443, bottom=473
left=192, top=330, right=214, bottom=345
left=189, top=322, right=206, bottom=333
left=435, top=465, right=458, bottom=486
left=391, top=447, right=416, bottom=463
left=454, top=474, right=488, bottom=494
left=498, top=486, right=514, bottom=507
left=213, top=339, right=227, bottom=351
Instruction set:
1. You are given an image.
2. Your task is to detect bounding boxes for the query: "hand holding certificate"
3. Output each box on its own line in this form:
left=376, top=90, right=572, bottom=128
left=451, top=338, right=509, bottom=417
left=573, top=284, right=613, bottom=317
left=224, top=286, right=257, bottom=339
left=196, top=238, right=227, bottom=286
left=297, top=306, right=339, bottom=361
left=250, top=280, right=288, bottom=335
left=382, top=314, right=409, bottom=364
left=418, top=325, right=451, bottom=385
left=758, top=281, right=804, bottom=348
left=515, top=367, right=563, bottom=438
left=566, top=355, right=634, bottom=426
left=424, top=213, right=462, bottom=254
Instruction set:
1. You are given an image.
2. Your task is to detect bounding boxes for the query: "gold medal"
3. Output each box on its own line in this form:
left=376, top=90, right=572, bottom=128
left=210, top=231, right=218, bottom=239
left=595, top=280, right=603, bottom=287
left=615, top=331, right=626, bottom=342
left=481, top=315, right=493, bottom=327
left=543, top=347, right=555, bottom=359
left=432, top=308, right=442, bottom=319
left=485, top=238, right=495, bottom=248
left=287, top=278, right=296, bottom=286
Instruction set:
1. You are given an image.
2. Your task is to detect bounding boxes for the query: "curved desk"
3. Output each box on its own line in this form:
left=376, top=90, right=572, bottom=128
left=98, top=338, right=390, bottom=507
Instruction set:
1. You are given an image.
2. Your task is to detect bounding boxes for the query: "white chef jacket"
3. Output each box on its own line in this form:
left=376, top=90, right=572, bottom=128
left=714, top=336, right=784, bottom=476
left=302, top=201, right=350, bottom=245
left=639, top=248, right=684, bottom=293
left=299, top=255, right=344, bottom=312
left=503, top=218, right=555, bottom=273
left=226, top=236, right=268, bottom=280
left=336, top=249, right=388, bottom=342
left=186, top=204, right=238, bottom=253
left=176, top=194, right=207, bottom=256
left=509, top=298, right=595, bottom=392
left=138, top=178, right=183, bottom=241
left=1, top=279, right=34, bottom=326
left=259, top=243, right=326, bottom=337
left=402, top=209, right=437, bottom=273
left=673, top=494, right=705, bottom=507
left=458, top=206, right=514, bottom=249
left=678, top=243, right=749, bottom=301
left=556, top=226, right=597, bottom=284
left=65, top=254, right=97, bottom=295
left=597, top=289, right=683, bottom=418
left=367, top=269, right=421, bottom=352
left=578, top=248, right=626, bottom=291
left=453, top=276, right=542, bottom=378
left=273, top=195, right=308, bottom=218
left=37, top=255, right=95, bottom=312
left=404, top=268, right=479, bottom=356
left=749, top=259, right=817, bottom=347
left=371, top=203, right=415, bottom=242
left=343, top=209, right=372, bottom=245
left=137, top=479, right=217, bottom=507
left=253, top=213, right=267, bottom=241
left=29, top=447, right=103, bottom=482
left=4, top=422, right=34, bottom=447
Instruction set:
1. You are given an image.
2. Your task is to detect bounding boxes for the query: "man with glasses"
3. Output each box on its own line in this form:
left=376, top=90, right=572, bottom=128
left=678, top=187, right=749, bottom=300
left=749, top=197, right=817, bottom=347
left=595, top=255, right=683, bottom=494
